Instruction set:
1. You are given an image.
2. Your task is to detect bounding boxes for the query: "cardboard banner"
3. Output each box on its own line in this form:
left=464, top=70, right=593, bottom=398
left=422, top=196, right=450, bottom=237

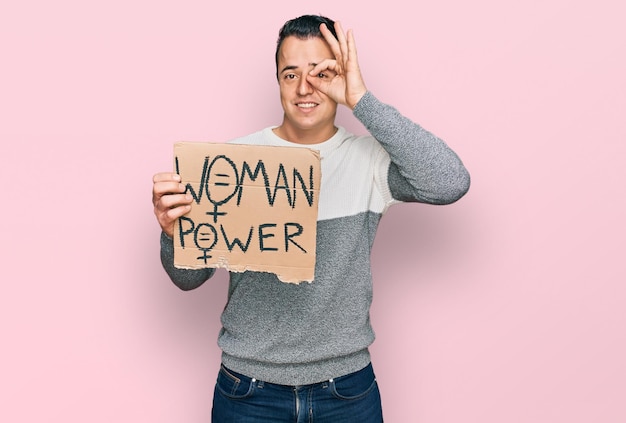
left=173, top=142, right=321, bottom=283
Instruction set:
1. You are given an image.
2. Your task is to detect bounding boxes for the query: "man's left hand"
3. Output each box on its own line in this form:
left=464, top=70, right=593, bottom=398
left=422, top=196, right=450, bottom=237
left=307, top=21, right=368, bottom=110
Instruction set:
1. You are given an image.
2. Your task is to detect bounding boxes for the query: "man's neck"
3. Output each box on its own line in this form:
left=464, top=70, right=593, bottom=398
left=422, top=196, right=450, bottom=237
left=272, top=124, right=338, bottom=145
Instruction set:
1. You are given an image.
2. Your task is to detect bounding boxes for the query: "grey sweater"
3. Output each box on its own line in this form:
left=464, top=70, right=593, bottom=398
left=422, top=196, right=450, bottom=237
left=160, top=91, right=470, bottom=385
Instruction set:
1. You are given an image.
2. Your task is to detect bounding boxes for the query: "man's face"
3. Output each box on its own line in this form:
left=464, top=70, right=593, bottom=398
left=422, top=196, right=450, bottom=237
left=276, top=36, right=337, bottom=143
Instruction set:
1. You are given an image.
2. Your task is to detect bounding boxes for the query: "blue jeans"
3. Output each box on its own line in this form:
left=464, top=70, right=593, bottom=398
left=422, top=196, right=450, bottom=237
left=211, top=363, right=383, bottom=422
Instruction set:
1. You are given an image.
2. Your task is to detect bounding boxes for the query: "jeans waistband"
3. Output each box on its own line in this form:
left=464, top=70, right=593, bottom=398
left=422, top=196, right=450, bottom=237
left=221, top=362, right=373, bottom=389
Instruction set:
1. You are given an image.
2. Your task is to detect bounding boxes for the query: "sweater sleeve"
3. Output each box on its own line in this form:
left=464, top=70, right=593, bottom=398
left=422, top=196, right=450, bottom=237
left=160, top=231, right=216, bottom=291
left=353, top=91, right=470, bottom=205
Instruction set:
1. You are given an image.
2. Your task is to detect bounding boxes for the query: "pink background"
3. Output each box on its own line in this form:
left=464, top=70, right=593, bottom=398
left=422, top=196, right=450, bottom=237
left=2, top=0, right=624, bottom=421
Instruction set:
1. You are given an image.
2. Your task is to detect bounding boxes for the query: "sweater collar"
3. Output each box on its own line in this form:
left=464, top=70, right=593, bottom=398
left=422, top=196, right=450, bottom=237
left=262, top=126, right=346, bottom=157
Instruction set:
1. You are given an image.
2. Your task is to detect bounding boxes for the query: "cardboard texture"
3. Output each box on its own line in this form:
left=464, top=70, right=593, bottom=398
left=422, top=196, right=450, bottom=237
left=173, top=142, right=321, bottom=283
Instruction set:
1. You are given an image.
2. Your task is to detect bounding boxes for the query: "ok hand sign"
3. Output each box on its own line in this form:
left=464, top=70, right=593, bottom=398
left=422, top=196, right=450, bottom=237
left=306, top=22, right=368, bottom=110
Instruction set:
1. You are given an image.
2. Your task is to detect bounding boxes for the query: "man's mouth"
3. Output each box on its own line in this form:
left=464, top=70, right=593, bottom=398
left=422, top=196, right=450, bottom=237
left=296, top=102, right=317, bottom=109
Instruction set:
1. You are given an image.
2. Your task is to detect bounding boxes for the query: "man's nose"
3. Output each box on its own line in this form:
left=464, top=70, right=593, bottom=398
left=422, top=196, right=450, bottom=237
left=297, top=75, right=313, bottom=95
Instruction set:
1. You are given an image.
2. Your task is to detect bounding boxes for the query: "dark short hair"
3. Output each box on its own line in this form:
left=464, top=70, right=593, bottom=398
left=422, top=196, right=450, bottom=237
left=275, top=15, right=338, bottom=79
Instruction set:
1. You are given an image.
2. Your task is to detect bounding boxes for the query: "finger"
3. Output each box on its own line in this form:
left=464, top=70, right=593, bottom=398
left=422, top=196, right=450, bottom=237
left=153, top=181, right=185, bottom=198
left=305, top=74, right=326, bottom=94
left=154, top=180, right=186, bottom=195
left=308, top=59, right=340, bottom=76
left=153, top=172, right=181, bottom=183
left=165, top=205, right=191, bottom=225
left=155, top=202, right=187, bottom=222
left=346, top=29, right=358, bottom=65
left=152, top=181, right=187, bottom=205
left=307, top=59, right=340, bottom=94
left=333, top=21, right=349, bottom=65
left=320, top=23, right=343, bottom=66
left=156, top=193, right=193, bottom=211
left=160, top=204, right=192, bottom=226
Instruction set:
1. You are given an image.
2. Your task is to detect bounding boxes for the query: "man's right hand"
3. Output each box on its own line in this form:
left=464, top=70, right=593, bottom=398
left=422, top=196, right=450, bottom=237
left=152, top=172, right=193, bottom=238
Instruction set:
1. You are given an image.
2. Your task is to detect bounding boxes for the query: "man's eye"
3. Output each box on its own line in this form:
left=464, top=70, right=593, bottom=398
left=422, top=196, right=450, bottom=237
left=317, top=73, right=327, bottom=78
left=284, top=74, right=297, bottom=80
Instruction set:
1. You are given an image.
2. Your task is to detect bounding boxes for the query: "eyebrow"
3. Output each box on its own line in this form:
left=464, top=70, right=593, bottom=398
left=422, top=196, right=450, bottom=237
left=279, top=63, right=319, bottom=74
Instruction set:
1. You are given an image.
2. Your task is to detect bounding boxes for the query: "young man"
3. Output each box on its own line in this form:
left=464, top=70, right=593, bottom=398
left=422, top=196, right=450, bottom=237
left=152, top=14, right=470, bottom=422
